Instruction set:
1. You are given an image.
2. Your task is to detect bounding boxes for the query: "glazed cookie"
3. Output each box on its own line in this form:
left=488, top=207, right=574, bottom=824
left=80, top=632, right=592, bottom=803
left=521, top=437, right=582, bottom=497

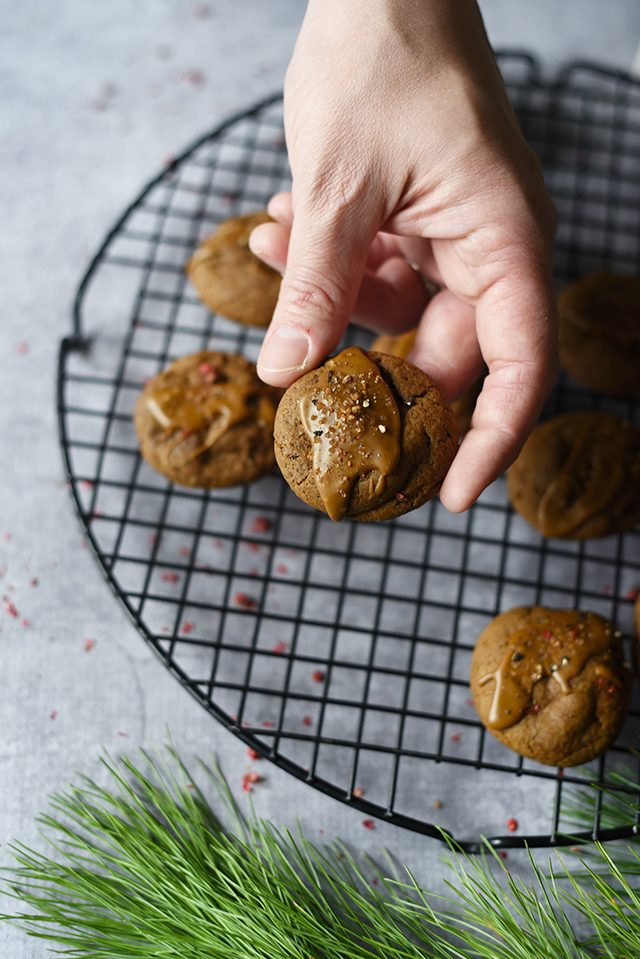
left=134, top=351, right=281, bottom=488
left=371, top=329, right=483, bottom=434
left=507, top=412, right=640, bottom=539
left=470, top=606, right=631, bottom=767
left=187, top=211, right=281, bottom=327
left=558, top=272, right=640, bottom=396
left=273, top=347, right=457, bottom=522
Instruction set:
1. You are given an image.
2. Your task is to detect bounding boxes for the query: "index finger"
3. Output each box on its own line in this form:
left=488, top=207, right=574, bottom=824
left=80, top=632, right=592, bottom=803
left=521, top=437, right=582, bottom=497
left=439, top=264, right=558, bottom=512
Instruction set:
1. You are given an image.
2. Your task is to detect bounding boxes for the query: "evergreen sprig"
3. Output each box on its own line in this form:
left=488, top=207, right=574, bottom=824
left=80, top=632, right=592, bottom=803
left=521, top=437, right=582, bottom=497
left=1, top=748, right=639, bottom=958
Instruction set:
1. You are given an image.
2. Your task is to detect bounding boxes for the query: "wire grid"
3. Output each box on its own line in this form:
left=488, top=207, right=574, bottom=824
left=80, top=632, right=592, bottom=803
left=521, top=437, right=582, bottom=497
left=58, top=53, right=640, bottom=850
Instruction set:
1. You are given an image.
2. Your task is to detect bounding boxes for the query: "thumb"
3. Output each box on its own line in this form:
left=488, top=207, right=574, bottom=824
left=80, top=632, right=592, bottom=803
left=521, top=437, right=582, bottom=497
left=256, top=198, right=376, bottom=387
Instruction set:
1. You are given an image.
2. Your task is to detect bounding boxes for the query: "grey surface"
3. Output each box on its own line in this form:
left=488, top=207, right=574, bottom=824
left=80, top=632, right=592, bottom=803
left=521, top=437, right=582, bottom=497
left=1, top=2, right=639, bottom=956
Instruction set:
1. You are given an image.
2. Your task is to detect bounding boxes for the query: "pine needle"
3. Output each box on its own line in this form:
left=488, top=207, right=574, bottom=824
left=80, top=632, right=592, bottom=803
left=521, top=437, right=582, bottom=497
left=1, top=747, right=640, bottom=959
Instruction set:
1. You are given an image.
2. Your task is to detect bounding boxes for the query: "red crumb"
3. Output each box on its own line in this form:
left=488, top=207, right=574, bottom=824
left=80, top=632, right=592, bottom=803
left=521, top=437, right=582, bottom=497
left=353, top=786, right=364, bottom=798
left=117, top=731, right=129, bottom=738
left=302, top=715, right=313, bottom=727
left=242, top=771, right=263, bottom=793
left=450, top=733, right=461, bottom=743
left=161, top=571, right=180, bottom=583
left=362, top=819, right=375, bottom=830
left=250, top=516, right=271, bottom=534
left=3, top=599, right=19, bottom=618
left=49, top=710, right=58, bottom=720
left=199, top=361, right=220, bottom=384
left=234, top=592, right=258, bottom=610
left=625, top=585, right=640, bottom=602
left=506, top=817, right=518, bottom=833
left=246, top=541, right=261, bottom=553
left=499, top=851, right=508, bottom=860
left=80, top=479, right=93, bottom=490
left=312, top=670, right=326, bottom=683
left=261, top=720, right=274, bottom=728
left=15, top=341, right=29, bottom=354
left=543, top=629, right=553, bottom=640
left=276, top=563, right=288, bottom=575
left=183, top=68, right=206, bottom=86
left=84, top=638, right=96, bottom=652
left=271, top=641, right=288, bottom=654
left=181, top=621, right=195, bottom=635
left=247, top=748, right=261, bottom=761
left=21, top=618, right=31, bottom=628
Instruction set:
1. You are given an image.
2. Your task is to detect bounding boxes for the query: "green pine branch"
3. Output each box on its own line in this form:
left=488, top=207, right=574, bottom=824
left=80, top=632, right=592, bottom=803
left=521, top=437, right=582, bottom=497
left=1, top=747, right=639, bottom=958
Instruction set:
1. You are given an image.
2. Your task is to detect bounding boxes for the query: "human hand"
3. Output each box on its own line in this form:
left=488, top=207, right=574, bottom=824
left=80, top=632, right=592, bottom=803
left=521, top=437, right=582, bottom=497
left=250, top=0, right=557, bottom=511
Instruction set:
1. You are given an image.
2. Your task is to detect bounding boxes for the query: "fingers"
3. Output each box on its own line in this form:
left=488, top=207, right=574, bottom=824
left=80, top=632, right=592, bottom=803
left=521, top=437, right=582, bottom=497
left=256, top=197, right=378, bottom=387
left=408, top=289, right=483, bottom=402
left=439, top=267, right=557, bottom=512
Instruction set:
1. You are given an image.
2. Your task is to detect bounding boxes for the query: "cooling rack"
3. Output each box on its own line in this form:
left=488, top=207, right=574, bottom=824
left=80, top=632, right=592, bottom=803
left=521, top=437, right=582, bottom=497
left=58, top=53, right=640, bottom=851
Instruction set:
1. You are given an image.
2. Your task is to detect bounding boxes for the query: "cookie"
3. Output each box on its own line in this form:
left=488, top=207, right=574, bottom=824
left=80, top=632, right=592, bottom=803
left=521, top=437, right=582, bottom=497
left=273, top=346, right=457, bottom=522
left=507, top=412, right=640, bottom=539
left=135, top=351, right=281, bottom=488
left=187, top=211, right=281, bottom=327
left=371, top=328, right=483, bottom=434
left=470, top=606, right=631, bottom=767
left=558, top=272, right=640, bottom=396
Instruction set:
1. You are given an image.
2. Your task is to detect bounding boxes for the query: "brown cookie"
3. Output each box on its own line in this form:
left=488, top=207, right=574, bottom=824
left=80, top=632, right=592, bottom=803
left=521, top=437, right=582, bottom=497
left=558, top=272, right=640, bottom=396
left=134, top=351, right=281, bottom=488
left=273, top=347, right=457, bottom=522
left=371, top=328, right=483, bottom=434
left=470, top=606, right=631, bottom=767
left=187, top=211, right=281, bottom=327
left=507, top=412, right=640, bottom=539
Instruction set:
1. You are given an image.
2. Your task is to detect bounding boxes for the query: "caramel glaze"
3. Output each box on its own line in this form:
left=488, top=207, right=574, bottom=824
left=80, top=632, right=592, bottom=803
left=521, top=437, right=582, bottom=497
left=536, top=417, right=626, bottom=537
left=299, top=347, right=401, bottom=521
left=479, top=610, right=619, bottom=730
left=145, top=361, right=275, bottom=468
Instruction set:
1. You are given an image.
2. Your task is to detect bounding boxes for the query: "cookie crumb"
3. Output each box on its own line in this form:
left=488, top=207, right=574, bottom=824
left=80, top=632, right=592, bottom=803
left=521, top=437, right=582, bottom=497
left=312, top=669, right=326, bottom=683
left=506, top=817, right=518, bottom=832
left=432, top=798, right=443, bottom=809
left=362, top=819, right=375, bottom=830
left=234, top=592, right=258, bottom=610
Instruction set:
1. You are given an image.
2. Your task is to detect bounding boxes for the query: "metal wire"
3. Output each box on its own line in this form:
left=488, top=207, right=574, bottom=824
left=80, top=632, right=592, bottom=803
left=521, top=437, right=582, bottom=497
left=57, top=53, right=640, bottom=850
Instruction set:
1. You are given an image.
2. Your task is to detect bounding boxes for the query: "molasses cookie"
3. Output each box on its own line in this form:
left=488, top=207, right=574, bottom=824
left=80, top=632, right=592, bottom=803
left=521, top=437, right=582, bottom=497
left=187, top=211, right=281, bottom=327
left=507, top=412, right=640, bottom=539
left=470, top=606, right=631, bottom=767
left=273, top=347, right=457, bottom=522
left=135, top=351, right=281, bottom=488
left=558, top=272, right=640, bottom=396
left=371, top=329, right=483, bottom=434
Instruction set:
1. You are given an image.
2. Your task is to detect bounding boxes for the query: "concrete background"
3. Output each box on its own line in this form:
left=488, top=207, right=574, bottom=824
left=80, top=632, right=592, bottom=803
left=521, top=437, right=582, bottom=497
left=1, top=2, right=639, bottom=955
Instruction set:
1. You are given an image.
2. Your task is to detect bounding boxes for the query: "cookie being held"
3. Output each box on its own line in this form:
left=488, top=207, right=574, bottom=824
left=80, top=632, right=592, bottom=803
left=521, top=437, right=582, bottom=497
left=274, top=347, right=457, bottom=522
left=371, top=328, right=483, bottom=435
left=187, top=211, right=280, bottom=327
left=135, top=351, right=281, bottom=488
left=558, top=272, right=640, bottom=396
left=470, top=606, right=631, bottom=767
left=507, top=412, right=640, bottom=539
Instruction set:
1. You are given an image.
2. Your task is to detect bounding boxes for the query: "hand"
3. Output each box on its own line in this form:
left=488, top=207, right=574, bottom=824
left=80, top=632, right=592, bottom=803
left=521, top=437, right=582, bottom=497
left=251, top=0, right=557, bottom=511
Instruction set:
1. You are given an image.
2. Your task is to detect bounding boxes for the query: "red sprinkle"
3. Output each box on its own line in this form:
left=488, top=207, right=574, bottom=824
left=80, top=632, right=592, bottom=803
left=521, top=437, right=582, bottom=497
left=181, top=621, right=195, bottom=635
left=362, top=819, right=375, bottom=830
left=242, top=771, right=263, bottom=793
left=607, top=684, right=617, bottom=694
left=506, top=817, right=518, bottom=832
left=21, top=618, right=31, bottom=628
left=247, top=748, right=261, bottom=761
left=199, top=361, right=219, bottom=383
left=29, top=578, right=39, bottom=588
left=49, top=709, right=58, bottom=720
left=271, top=641, right=288, bottom=654
left=234, top=592, right=258, bottom=610
left=499, top=850, right=508, bottom=860
left=246, top=541, right=261, bottom=553
left=183, top=68, right=206, bottom=86
left=84, top=638, right=96, bottom=652
left=450, top=733, right=461, bottom=743
left=276, top=563, right=288, bottom=575
left=312, top=670, right=326, bottom=683
left=261, top=720, right=274, bottom=728
left=302, top=715, right=313, bottom=727
left=117, top=731, right=129, bottom=738
left=4, top=599, right=19, bottom=618
left=80, top=479, right=93, bottom=490
left=250, top=516, right=271, bottom=534
left=161, top=571, right=180, bottom=583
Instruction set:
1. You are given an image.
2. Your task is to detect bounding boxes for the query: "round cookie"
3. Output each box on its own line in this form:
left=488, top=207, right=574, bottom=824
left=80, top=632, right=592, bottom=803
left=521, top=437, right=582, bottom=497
left=187, top=211, right=281, bottom=327
left=134, top=351, right=281, bottom=488
left=371, top=328, right=483, bottom=434
left=558, top=272, right=640, bottom=396
left=273, top=347, right=457, bottom=522
left=470, top=606, right=631, bottom=767
left=507, top=411, right=640, bottom=539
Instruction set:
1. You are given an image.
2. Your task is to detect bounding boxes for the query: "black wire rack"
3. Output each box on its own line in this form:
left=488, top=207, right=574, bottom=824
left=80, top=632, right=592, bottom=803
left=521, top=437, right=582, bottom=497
left=58, top=53, right=640, bottom=851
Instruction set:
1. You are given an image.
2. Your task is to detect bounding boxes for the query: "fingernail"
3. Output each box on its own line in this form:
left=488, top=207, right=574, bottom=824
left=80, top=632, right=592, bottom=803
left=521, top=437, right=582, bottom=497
left=259, top=326, right=310, bottom=373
